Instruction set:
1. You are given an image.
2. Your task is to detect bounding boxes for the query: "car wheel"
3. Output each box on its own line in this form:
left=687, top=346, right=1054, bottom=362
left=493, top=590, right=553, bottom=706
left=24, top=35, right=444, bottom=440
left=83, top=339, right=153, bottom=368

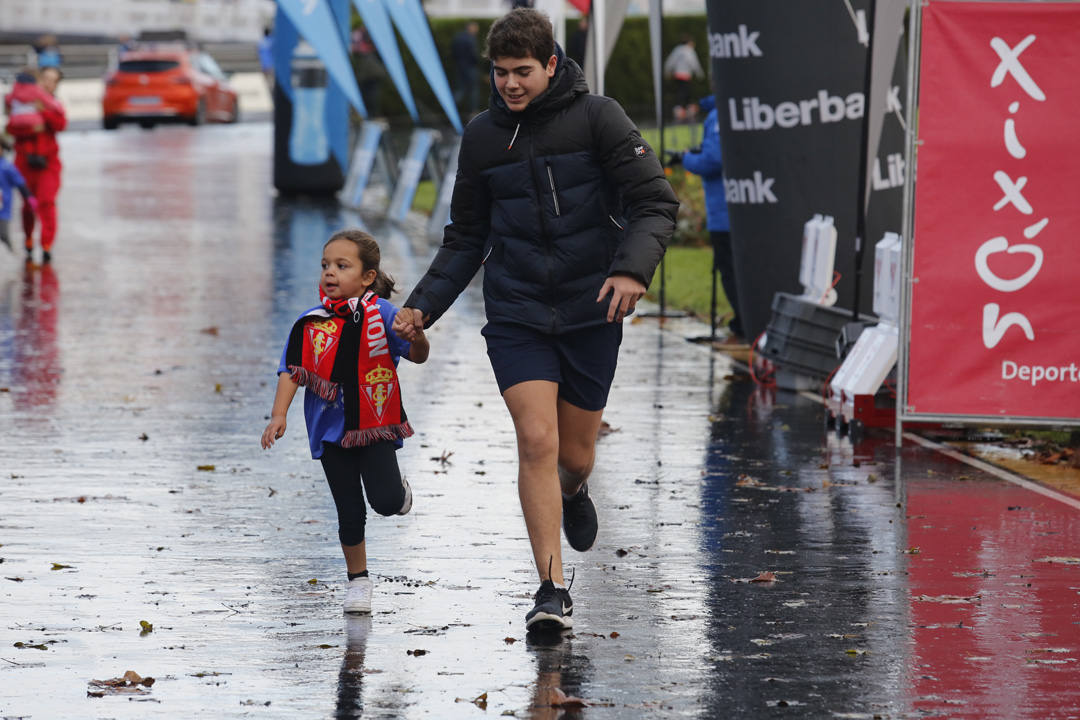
left=229, top=97, right=240, bottom=123
left=103, top=116, right=119, bottom=130
left=188, top=99, right=206, bottom=127
left=139, top=120, right=156, bottom=130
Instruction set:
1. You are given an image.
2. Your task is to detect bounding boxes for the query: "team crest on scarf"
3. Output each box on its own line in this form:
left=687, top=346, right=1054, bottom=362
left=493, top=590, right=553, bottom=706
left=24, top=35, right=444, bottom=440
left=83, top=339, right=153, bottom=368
left=307, top=318, right=343, bottom=372
left=362, top=365, right=396, bottom=421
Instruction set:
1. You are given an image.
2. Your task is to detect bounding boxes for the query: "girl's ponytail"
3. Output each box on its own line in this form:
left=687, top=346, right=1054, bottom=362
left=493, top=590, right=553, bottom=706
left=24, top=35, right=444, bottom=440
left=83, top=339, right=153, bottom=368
left=370, top=269, right=397, bottom=298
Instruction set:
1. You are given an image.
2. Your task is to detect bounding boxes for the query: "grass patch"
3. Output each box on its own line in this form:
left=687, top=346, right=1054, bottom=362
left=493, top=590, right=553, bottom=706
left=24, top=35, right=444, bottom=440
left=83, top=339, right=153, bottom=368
left=411, top=180, right=436, bottom=214
left=646, top=246, right=728, bottom=322
left=640, top=124, right=702, bottom=153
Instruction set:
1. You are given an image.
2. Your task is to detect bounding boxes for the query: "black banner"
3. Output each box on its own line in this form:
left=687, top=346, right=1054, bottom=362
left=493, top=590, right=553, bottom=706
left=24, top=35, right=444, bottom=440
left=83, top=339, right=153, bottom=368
left=704, top=1, right=905, bottom=341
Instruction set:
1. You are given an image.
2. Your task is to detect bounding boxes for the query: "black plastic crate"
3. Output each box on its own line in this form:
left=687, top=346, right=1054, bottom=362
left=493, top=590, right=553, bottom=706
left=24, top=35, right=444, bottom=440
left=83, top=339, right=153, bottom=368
left=761, top=293, right=863, bottom=381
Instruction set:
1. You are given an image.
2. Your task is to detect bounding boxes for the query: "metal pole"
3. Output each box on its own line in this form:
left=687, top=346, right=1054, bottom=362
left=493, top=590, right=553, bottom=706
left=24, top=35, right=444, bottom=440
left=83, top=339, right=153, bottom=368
left=851, top=0, right=877, bottom=322
left=896, top=0, right=923, bottom=448
left=710, top=263, right=718, bottom=341
left=654, top=0, right=666, bottom=319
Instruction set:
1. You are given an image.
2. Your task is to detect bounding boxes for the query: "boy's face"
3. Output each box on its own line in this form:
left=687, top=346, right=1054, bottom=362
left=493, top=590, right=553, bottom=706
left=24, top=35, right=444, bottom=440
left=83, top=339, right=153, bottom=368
left=492, top=54, right=557, bottom=112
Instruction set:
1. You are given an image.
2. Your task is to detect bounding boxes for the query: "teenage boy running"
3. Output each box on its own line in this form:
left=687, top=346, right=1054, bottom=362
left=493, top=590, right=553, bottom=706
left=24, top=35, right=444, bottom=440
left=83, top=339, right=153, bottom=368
left=393, top=8, right=677, bottom=633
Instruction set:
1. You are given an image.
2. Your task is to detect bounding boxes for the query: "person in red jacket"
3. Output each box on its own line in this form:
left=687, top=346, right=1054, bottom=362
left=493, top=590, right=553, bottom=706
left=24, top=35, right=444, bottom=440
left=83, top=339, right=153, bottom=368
left=4, top=67, right=66, bottom=262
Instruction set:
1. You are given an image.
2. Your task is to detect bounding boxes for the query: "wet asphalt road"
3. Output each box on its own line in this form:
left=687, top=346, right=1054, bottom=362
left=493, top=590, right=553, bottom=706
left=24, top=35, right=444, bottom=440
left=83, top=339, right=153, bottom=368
left=1, top=124, right=1078, bottom=719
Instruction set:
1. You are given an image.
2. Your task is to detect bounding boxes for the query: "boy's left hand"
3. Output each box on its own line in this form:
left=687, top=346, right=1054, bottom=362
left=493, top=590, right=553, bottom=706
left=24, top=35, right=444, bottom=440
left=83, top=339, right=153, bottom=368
left=597, top=275, right=646, bottom=323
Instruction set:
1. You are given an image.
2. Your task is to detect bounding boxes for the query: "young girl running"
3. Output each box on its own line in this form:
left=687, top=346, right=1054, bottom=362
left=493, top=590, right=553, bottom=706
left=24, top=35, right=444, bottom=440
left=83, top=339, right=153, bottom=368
left=261, top=228, right=429, bottom=614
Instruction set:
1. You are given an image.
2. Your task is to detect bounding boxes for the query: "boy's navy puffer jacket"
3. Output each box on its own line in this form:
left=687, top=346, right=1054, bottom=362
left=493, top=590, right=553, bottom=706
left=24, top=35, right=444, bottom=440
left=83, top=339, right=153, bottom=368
left=405, top=45, right=678, bottom=334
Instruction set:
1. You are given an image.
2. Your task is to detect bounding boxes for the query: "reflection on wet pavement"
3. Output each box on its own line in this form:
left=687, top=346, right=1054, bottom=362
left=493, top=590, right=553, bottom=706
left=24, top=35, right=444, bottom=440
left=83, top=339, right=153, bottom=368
left=0, top=124, right=1077, bottom=718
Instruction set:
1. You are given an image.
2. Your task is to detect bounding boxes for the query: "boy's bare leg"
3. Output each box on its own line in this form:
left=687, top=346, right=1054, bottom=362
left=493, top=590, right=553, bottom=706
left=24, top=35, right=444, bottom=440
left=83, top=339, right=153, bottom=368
left=342, top=541, right=367, bottom=574
left=503, top=380, right=565, bottom=586
left=556, top=398, right=604, bottom=495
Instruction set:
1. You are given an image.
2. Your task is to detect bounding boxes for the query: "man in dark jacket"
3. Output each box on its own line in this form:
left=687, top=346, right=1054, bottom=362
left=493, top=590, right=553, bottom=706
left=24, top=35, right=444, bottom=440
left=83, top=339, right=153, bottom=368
left=451, top=21, right=480, bottom=117
left=673, top=95, right=743, bottom=342
left=394, top=8, right=677, bottom=634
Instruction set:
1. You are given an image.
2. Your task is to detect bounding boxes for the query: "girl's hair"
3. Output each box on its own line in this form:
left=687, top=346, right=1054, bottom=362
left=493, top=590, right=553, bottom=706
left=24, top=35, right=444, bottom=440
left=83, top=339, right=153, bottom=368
left=325, top=228, right=397, bottom=297
left=485, top=8, right=554, bottom=64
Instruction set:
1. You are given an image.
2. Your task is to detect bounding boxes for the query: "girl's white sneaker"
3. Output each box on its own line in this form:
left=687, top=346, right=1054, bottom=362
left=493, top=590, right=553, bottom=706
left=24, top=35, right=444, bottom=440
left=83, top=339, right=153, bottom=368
left=344, top=576, right=373, bottom=614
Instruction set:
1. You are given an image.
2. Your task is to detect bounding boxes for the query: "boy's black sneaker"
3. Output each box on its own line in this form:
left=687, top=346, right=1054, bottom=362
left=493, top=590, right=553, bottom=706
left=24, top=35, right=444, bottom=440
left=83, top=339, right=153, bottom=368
left=525, top=580, right=573, bottom=632
left=562, top=483, right=597, bottom=551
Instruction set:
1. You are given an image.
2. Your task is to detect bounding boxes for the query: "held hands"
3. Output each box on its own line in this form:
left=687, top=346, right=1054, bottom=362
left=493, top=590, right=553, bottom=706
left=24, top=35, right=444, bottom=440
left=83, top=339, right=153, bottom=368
left=261, top=416, right=287, bottom=449
left=26, top=196, right=39, bottom=215
left=597, top=275, right=647, bottom=323
left=392, top=307, right=427, bottom=342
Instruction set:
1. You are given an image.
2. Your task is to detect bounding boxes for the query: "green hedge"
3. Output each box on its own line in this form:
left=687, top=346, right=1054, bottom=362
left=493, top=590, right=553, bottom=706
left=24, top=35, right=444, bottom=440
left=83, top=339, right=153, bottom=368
left=351, top=14, right=710, bottom=128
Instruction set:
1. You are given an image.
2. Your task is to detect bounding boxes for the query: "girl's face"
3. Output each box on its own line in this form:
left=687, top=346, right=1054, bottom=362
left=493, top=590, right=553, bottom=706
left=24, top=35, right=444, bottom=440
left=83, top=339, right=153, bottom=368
left=321, top=239, right=376, bottom=299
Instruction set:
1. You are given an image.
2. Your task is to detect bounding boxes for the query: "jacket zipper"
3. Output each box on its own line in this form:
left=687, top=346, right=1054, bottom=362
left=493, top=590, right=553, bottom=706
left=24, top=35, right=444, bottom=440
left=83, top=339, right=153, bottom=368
left=523, top=127, right=558, bottom=332
left=545, top=162, right=561, bottom=216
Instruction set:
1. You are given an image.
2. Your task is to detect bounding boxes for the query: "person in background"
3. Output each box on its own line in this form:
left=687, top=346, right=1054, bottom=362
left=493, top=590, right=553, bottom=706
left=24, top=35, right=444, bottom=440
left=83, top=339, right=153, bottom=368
left=668, top=95, right=743, bottom=344
left=258, top=27, right=274, bottom=89
left=4, top=67, right=65, bottom=263
left=451, top=21, right=480, bottom=118
left=31, top=35, right=62, bottom=70
left=567, top=16, right=588, bottom=69
left=0, top=134, right=37, bottom=253
left=351, top=26, right=384, bottom=117
left=663, top=35, right=703, bottom=123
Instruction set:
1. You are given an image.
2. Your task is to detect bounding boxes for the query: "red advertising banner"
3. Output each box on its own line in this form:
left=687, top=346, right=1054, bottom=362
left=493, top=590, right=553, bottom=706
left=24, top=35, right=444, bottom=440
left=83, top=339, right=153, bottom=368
left=908, top=1, right=1080, bottom=421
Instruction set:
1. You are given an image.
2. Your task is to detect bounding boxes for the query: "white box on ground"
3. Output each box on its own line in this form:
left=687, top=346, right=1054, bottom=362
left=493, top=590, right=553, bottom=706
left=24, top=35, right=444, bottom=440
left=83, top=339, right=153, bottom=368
left=799, top=214, right=837, bottom=306
left=872, top=232, right=902, bottom=324
left=833, top=324, right=899, bottom=421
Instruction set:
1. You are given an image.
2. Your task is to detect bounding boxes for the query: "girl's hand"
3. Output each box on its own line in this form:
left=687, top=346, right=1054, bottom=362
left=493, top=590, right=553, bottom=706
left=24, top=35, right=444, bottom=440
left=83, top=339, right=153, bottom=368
left=392, top=307, right=426, bottom=341
left=597, top=275, right=646, bottom=323
left=261, top=417, right=287, bottom=449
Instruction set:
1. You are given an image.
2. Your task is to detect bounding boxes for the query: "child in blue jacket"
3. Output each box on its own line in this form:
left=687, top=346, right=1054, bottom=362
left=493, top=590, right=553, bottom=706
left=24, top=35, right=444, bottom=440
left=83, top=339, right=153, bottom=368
left=0, top=134, right=37, bottom=252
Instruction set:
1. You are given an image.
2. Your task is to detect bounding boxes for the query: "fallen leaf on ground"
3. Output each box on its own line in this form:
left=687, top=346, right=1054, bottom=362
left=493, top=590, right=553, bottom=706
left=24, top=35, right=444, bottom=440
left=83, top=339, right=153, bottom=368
left=407, top=648, right=428, bottom=656
left=88, top=670, right=155, bottom=696
left=550, top=687, right=588, bottom=708
left=736, top=474, right=763, bottom=487
left=597, top=421, right=620, bottom=438
left=139, top=620, right=153, bottom=634
left=201, top=326, right=220, bottom=336
left=503, top=637, right=517, bottom=644
left=750, top=571, right=778, bottom=583
left=51, top=563, right=73, bottom=570
left=197, top=464, right=215, bottom=472
left=915, top=594, right=980, bottom=604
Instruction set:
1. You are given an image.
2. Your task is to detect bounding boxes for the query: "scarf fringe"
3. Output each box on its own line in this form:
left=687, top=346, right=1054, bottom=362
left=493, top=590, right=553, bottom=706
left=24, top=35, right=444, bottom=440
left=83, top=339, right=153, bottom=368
left=341, top=421, right=415, bottom=448
left=288, top=365, right=339, bottom=402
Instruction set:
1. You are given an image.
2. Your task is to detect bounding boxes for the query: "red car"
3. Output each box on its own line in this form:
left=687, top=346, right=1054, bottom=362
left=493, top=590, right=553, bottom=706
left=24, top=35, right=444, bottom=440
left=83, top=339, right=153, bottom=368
left=102, top=45, right=239, bottom=129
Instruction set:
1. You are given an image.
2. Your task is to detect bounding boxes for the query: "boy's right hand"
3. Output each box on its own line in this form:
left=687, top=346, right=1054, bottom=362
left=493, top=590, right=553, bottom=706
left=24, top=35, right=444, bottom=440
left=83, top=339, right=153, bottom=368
left=392, top=307, right=426, bottom=341
left=261, top=417, right=287, bottom=449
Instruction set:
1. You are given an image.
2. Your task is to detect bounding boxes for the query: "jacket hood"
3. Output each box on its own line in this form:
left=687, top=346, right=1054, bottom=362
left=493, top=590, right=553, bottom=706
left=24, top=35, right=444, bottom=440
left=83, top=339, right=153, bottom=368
left=487, top=42, right=590, bottom=127
left=699, top=94, right=715, bottom=114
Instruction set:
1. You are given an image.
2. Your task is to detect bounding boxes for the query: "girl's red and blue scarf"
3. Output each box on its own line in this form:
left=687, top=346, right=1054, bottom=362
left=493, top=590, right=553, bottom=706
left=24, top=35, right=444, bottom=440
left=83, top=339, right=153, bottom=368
left=285, top=289, right=412, bottom=447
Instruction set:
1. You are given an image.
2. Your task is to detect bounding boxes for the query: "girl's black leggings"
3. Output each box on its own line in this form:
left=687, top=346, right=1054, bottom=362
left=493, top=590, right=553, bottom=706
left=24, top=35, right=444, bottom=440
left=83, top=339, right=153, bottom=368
left=319, top=441, right=406, bottom=546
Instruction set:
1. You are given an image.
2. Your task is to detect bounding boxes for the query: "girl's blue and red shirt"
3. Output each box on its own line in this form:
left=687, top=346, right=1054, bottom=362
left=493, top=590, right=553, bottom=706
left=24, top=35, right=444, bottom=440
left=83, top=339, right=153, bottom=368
left=277, top=299, right=412, bottom=459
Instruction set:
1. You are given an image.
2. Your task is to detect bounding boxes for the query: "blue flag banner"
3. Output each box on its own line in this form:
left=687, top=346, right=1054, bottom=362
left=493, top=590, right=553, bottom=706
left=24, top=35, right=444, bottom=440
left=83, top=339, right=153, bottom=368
left=342, top=121, right=386, bottom=208
left=388, top=128, right=437, bottom=222
left=353, top=0, right=419, bottom=122
left=275, top=0, right=366, bottom=116
left=383, top=0, right=462, bottom=133
left=428, top=135, right=461, bottom=238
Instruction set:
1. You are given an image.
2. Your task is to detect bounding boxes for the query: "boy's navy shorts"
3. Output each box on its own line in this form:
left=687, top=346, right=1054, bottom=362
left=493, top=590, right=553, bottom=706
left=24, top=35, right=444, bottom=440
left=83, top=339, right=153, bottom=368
left=482, top=321, right=623, bottom=412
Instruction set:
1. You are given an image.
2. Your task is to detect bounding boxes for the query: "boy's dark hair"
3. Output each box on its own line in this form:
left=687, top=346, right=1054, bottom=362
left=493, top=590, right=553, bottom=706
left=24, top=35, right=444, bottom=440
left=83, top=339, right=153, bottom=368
left=326, top=228, right=397, bottom=298
left=485, top=8, right=554, bottom=63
